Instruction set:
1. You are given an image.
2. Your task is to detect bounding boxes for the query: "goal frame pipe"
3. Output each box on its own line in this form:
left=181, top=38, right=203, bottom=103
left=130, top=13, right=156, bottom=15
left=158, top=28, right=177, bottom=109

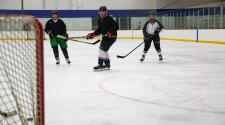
left=0, top=14, right=45, bottom=125
left=39, top=19, right=45, bottom=125
left=35, top=18, right=45, bottom=125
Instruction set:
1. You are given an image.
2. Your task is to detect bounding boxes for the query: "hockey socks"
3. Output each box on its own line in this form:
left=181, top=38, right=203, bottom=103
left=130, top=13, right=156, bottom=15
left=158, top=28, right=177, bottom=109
left=53, top=46, right=59, bottom=60
left=94, top=58, right=110, bottom=70
left=104, top=58, right=110, bottom=69
left=140, top=51, right=147, bottom=62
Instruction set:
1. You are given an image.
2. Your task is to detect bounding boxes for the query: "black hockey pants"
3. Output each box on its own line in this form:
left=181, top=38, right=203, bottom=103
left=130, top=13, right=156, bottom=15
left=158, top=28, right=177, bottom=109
left=144, top=35, right=161, bottom=52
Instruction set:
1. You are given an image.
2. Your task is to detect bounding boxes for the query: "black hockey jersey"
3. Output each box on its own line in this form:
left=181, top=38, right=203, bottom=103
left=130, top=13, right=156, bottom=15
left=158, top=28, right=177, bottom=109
left=94, top=15, right=119, bottom=36
left=45, top=19, right=67, bottom=36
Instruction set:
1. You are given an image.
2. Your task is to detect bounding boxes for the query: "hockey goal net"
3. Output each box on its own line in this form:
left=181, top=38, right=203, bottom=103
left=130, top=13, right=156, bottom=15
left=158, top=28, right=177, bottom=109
left=0, top=15, right=44, bottom=125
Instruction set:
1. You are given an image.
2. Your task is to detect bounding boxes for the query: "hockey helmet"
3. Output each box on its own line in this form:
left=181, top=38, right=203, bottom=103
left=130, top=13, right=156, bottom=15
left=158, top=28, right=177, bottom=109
left=51, top=10, right=58, bottom=15
left=99, top=6, right=107, bottom=12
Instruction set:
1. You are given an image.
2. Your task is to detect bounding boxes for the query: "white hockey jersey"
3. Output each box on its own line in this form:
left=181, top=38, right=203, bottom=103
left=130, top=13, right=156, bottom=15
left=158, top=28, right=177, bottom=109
left=146, top=22, right=160, bottom=35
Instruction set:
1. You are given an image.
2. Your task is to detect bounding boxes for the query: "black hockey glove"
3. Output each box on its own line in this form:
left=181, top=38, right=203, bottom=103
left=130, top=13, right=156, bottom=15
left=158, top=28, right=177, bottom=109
left=63, top=34, right=69, bottom=42
left=86, top=32, right=95, bottom=39
left=47, top=30, right=54, bottom=38
left=154, top=29, right=160, bottom=36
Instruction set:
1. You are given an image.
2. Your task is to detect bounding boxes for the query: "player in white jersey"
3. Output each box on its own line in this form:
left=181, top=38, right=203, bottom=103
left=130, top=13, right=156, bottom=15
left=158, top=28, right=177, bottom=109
left=140, top=13, right=164, bottom=62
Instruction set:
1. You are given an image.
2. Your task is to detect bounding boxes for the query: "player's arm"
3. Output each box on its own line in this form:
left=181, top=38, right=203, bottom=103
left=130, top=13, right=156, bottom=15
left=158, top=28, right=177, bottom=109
left=61, top=19, right=67, bottom=34
left=143, top=21, right=150, bottom=38
left=106, top=17, right=119, bottom=38
left=86, top=19, right=101, bottom=39
left=60, top=19, right=69, bottom=41
left=45, top=21, right=50, bottom=33
left=156, top=20, right=164, bottom=30
left=45, top=21, right=54, bottom=38
left=108, top=17, right=119, bottom=32
left=155, top=20, right=164, bottom=35
left=94, top=19, right=102, bottom=35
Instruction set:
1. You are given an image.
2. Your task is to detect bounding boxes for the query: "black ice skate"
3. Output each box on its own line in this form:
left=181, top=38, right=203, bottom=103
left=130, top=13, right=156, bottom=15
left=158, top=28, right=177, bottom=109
left=56, top=58, right=60, bottom=65
left=140, top=55, right=145, bottom=62
left=103, top=65, right=110, bottom=70
left=66, top=58, right=71, bottom=64
left=93, top=65, right=104, bottom=71
left=159, top=55, right=163, bottom=61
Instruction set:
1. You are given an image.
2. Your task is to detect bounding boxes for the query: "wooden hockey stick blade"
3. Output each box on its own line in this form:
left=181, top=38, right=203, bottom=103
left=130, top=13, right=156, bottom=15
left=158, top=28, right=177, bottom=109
left=56, top=35, right=66, bottom=39
left=0, top=110, right=17, bottom=118
left=56, top=35, right=83, bottom=40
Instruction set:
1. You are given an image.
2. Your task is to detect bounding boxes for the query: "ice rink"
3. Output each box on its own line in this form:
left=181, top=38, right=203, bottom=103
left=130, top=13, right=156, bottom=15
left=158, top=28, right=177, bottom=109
left=45, top=39, right=225, bottom=125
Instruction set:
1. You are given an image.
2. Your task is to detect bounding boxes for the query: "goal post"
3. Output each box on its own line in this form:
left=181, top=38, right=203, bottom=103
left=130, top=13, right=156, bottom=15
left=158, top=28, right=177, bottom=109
left=0, top=15, right=44, bottom=125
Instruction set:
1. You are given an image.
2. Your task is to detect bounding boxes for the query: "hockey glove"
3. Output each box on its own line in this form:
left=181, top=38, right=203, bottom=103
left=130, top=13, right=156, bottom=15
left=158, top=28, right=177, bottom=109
left=63, top=34, right=69, bottom=42
left=154, top=29, right=160, bottom=36
left=47, top=30, right=54, bottom=38
left=86, top=33, right=95, bottom=39
left=107, top=32, right=113, bottom=38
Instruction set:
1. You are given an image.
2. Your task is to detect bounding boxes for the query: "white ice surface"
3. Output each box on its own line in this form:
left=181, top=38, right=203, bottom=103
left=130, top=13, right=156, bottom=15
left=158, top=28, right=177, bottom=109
left=45, top=39, right=225, bottom=125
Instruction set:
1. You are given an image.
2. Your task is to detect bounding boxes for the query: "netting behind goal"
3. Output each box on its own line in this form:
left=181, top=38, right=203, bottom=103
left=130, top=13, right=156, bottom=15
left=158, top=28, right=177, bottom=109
left=0, top=15, right=44, bottom=125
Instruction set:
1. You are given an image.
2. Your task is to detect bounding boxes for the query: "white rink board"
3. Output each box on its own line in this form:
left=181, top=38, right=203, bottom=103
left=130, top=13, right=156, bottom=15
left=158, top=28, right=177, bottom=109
left=44, top=29, right=225, bottom=43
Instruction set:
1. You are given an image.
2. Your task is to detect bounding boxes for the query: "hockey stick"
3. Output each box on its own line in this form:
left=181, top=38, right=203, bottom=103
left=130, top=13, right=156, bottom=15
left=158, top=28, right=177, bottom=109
left=56, top=35, right=101, bottom=45
left=68, top=34, right=107, bottom=39
left=70, top=39, right=101, bottom=45
left=117, top=35, right=154, bottom=59
left=68, top=36, right=86, bottom=39
left=117, top=42, right=144, bottom=58
left=0, top=110, right=17, bottom=118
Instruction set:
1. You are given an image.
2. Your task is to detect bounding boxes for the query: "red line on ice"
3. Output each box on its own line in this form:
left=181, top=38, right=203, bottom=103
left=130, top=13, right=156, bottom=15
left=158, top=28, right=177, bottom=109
left=98, top=78, right=225, bottom=116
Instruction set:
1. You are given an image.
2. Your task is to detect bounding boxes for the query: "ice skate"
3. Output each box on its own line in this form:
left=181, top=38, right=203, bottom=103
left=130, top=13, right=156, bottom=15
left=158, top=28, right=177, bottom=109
left=56, top=58, right=60, bottom=65
left=66, top=58, right=71, bottom=64
left=140, top=55, right=146, bottom=62
left=103, top=64, right=110, bottom=70
left=93, top=65, right=104, bottom=71
left=159, top=55, right=163, bottom=61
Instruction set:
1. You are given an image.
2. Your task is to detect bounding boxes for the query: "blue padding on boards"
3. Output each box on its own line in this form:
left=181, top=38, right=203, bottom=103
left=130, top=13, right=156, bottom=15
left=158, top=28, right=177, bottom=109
left=0, top=7, right=224, bottom=18
left=0, top=10, right=151, bottom=18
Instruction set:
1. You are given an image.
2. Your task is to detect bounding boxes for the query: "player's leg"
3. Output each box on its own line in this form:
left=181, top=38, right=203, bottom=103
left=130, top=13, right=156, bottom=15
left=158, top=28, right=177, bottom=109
left=140, top=38, right=152, bottom=62
left=94, top=37, right=116, bottom=70
left=52, top=46, right=60, bottom=64
left=103, top=37, right=116, bottom=69
left=50, top=38, right=60, bottom=64
left=104, top=51, right=110, bottom=70
left=94, top=48, right=105, bottom=70
left=153, top=36, right=163, bottom=61
left=57, top=38, right=71, bottom=64
left=61, top=47, right=71, bottom=64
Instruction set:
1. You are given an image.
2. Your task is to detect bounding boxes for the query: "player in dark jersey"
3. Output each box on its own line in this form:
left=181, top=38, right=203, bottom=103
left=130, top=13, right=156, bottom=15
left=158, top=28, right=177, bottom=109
left=86, top=6, right=119, bottom=71
left=45, top=10, right=71, bottom=65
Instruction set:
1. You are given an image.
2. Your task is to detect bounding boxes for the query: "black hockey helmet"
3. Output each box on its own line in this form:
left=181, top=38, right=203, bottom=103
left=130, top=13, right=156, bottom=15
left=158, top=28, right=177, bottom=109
left=99, top=6, right=107, bottom=12
left=149, top=12, right=156, bottom=17
left=51, top=10, right=58, bottom=15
